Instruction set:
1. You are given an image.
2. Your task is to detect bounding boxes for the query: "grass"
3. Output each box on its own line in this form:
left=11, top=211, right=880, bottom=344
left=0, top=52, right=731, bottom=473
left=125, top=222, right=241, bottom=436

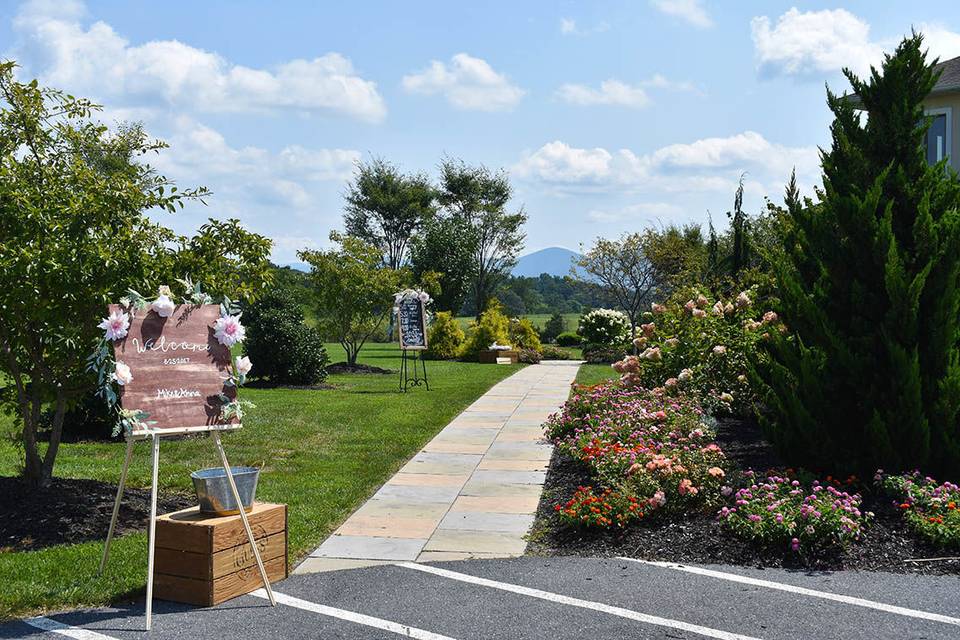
left=0, top=343, right=523, bottom=621
left=575, top=362, right=618, bottom=386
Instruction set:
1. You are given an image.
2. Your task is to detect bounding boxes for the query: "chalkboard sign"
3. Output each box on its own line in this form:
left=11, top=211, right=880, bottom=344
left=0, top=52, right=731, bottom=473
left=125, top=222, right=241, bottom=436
left=397, top=297, right=427, bottom=350
left=109, top=304, right=237, bottom=431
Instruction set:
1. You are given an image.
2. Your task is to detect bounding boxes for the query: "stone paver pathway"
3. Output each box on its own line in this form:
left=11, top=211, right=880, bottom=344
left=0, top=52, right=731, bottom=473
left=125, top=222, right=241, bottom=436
left=297, top=360, right=581, bottom=572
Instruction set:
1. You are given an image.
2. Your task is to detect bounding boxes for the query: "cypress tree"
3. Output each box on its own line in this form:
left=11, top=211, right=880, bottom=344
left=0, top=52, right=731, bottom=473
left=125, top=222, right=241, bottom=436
left=757, top=34, right=960, bottom=476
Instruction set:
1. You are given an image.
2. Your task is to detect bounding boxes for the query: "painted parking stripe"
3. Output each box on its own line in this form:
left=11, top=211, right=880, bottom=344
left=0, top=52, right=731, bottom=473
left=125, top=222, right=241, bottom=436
left=398, top=561, right=762, bottom=640
left=621, top=558, right=960, bottom=628
left=250, top=588, right=457, bottom=640
left=24, top=616, right=120, bottom=639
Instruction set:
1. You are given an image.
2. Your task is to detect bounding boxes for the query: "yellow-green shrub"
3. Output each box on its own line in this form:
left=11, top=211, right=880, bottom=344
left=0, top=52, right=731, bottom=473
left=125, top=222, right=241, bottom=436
left=425, top=311, right=465, bottom=360
left=462, top=302, right=510, bottom=360
left=509, top=317, right=542, bottom=352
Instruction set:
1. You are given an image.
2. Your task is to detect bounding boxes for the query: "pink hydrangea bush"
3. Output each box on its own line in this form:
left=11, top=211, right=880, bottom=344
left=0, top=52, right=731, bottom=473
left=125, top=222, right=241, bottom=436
left=545, top=382, right=729, bottom=525
left=876, top=470, right=960, bottom=548
left=612, top=286, right=783, bottom=415
left=718, top=472, right=869, bottom=553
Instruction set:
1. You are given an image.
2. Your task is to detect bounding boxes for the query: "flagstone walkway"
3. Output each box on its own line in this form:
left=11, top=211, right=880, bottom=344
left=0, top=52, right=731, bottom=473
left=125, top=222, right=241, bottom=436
left=297, top=360, right=581, bottom=572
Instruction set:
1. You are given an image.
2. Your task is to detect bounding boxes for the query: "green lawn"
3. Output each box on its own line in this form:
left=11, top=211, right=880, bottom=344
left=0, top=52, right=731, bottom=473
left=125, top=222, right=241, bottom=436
left=0, top=343, right=523, bottom=621
left=575, top=362, right=617, bottom=386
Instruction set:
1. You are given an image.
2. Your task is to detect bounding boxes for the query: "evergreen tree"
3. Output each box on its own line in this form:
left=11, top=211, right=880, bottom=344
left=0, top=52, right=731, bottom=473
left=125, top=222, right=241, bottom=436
left=756, top=34, right=960, bottom=476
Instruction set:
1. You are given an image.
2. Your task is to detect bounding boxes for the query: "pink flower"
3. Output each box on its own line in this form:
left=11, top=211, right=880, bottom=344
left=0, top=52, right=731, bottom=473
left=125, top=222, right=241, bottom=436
left=641, top=322, right=656, bottom=337
left=151, top=294, right=175, bottom=318
left=763, top=311, right=778, bottom=324
left=692, top=308, right=707, bottom=319
left=633, top=337, right=647, bottom=349
left=649, top=490, right=667, bottom=507
left=678, top=368, right=693, bottom=382
left=665, top=338, right=680, bottom=348
left=678, top=478, right=698, bottom=496
left=696, top=294, right=709, bottom=308
left=719, top=392, right=734, bottom=404
left=712, top=345, right=727, bottom=356
left=736, top=291, right=751, bottom=308
left=641, top=347, right=662, bottom=362
left=235, top=355, right=253, bottom=376
left=113, top=361, right=133, bottom=385
left=214, top=315, right=246, bottom=347
left=651, top=303, right=666, bottom=313
left=708, top=466, right=725, bottom=479
left=99, top=310, right=130, bottom=341
left=723, top=302, right=734, bottom=314
left=665, top=377, right=678, bottom=388
left=791, top=538, right=800, bottom=552
left=721, top=485, right=733, bottom=497
left=684, top=300, right=696, bottom=312
left=711, top=301, right=724, bottom=316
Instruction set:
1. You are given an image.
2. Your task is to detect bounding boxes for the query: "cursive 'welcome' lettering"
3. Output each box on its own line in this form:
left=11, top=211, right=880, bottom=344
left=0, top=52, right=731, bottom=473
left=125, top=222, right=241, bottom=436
left=133, top=336, right=210, bottom=355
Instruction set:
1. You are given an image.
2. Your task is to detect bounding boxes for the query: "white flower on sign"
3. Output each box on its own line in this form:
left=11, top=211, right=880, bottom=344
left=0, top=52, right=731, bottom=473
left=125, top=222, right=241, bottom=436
left=235, top=355, right=253, bottom=376
left=214, top=315, right=246, bottom=347
left=151, top=294, right=176, bottom=318
left=113, top=361, right=133, bottom=385
left=98, top=309, right=130, bottom=341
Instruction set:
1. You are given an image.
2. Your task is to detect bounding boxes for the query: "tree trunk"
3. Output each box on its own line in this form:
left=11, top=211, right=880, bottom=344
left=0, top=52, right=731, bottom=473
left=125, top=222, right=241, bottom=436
left=40, top=387, right=67, bottom=485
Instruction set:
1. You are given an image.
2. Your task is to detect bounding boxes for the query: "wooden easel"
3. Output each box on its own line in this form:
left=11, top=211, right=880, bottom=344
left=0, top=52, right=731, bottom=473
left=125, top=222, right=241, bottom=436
left=99, top=424, right=276, bottom=630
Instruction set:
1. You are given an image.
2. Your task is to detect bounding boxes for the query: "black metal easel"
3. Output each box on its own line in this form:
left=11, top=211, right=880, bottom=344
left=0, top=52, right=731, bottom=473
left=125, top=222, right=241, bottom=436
left=399, top=348, right=429, bottom=392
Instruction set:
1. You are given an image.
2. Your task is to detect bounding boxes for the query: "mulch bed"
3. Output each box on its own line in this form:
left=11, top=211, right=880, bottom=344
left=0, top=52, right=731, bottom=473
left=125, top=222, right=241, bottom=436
left=528, top=418, right=960, bottom=576
left=325, top=362, right=394, bottom=375
left=0, top=476, right=195, bottom=552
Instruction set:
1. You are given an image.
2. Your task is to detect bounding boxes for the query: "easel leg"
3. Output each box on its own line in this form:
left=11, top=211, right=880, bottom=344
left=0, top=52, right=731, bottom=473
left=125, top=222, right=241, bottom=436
left=100, top=437, right=134, bottom=574
left=145, top=434, right=160, bottom=630
left=212, top=431, right=276, bottom=606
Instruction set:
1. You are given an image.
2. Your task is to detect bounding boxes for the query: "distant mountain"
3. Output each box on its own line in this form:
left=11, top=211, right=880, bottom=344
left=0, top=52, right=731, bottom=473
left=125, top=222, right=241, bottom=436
left=511, top=247, right=581, bottom=278
left=280, top=262, right=311, bottom=272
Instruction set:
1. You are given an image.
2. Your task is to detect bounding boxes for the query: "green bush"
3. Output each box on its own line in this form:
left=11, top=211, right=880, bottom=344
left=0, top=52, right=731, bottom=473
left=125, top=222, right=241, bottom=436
left=541, top=311, right=566, bottom=343
left=755, top=35, right=960, bottom=475
left=541, top=345, right=573, bottom=360
left=509, top=317, right=542, bottom=351
left=244, top=288, right=330, bottom=385
left=577, top=308, right=631, bottom=345
left=556, top=332, right=581, bottom=347
left=518, top=348, right=542, bottom=364
left=424, top=311, right=465, bottom=360
left=582, top=343, right=629, bottom=364
left=462, top=302, right=511, bottom=360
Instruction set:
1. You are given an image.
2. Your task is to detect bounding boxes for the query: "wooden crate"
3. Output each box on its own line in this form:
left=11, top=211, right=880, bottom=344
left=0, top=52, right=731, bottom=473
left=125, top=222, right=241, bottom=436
left=479, top=349, right=518, bottom=364
left=153, top=502, right=287, bottom=606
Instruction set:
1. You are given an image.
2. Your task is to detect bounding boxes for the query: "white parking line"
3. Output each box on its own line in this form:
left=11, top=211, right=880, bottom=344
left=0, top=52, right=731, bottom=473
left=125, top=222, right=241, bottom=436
left=250, top=588, right=457, bottom=640
left=24, top=616, right=120, bottom=639
left=621, top=558, right=960, bottom=628
left=398, top=561, right=762, bottom=640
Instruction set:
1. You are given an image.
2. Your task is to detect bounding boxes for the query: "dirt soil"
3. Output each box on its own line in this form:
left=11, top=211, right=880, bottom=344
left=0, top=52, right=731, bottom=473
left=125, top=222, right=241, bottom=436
left=325, top=362, right=394, bottom=375
left=0, top=476, right=195, bottom=552
left=528, top=418, right=960, bottom=576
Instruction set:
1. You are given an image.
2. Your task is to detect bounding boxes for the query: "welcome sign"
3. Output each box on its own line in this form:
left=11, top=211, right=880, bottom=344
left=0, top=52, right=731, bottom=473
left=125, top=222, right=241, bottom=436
left=109, top=304, right=237, bottom=431
left=397, top=297, right=427, bottom=350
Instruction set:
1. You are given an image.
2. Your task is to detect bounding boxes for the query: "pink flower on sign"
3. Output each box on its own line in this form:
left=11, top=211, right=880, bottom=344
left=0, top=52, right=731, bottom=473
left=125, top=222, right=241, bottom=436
left=235, top=355, right=253, bottom=376
left=99, top=310, right=130, bottom=341
left=214, top=315, right=246, bottom=347
left=151, top=294, right=175, bottom=318
left=113, top=361, right=133, bottom=385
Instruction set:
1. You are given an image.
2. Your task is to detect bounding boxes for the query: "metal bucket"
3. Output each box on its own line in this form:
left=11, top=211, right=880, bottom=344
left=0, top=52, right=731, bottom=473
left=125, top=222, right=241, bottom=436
left=191, top=467, right=260, bottom=516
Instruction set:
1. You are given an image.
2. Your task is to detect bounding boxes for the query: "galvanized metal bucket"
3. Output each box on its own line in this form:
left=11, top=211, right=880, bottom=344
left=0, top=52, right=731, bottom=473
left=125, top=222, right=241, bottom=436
left=191, top=466, right=260, bottom=516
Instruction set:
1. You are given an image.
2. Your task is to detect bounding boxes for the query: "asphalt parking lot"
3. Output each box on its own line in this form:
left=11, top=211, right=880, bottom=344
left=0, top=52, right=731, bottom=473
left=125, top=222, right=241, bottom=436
left=4, top=557, right=959, bottom=639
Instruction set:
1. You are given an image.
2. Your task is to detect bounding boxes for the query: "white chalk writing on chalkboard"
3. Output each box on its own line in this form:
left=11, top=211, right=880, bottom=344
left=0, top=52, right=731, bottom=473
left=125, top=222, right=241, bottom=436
left=397, top=297, right=427, bottom=350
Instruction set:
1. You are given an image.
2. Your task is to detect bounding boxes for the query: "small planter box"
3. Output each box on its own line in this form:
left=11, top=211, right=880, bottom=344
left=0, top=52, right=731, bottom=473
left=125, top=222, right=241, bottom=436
left=479, top=349, right=518, bottom=364
left=153, top=502, right=287, bottom=607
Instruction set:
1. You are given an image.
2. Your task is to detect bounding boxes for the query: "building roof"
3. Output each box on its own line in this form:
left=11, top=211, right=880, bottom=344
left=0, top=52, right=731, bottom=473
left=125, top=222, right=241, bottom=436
left=931, top=55, right=960, bottom=96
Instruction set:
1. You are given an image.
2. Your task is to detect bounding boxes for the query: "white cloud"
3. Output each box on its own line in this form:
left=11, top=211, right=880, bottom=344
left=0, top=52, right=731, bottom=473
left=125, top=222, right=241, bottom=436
left=10, top=0, right=386, bottom=122
left=588, top=202, right=684, bottom=223
left=650, top=0, right=712, bottom=29
left=560, top=18, right=577, bottom=35
left=402, top=53, right=525, bottom=111
left=558, top=17, right=610, bottom=36
left=750, top=8, right=882, bottom=78
left=917, top=23, right=960, bottom=63
left=557, top=80, right=650, bottom=108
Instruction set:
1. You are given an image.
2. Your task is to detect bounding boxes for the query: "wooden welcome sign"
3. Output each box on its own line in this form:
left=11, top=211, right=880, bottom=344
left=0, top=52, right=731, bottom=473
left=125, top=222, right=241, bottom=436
left=109, top=304, right=237, bottom=432
left=397, top=297, right=427, bottom=350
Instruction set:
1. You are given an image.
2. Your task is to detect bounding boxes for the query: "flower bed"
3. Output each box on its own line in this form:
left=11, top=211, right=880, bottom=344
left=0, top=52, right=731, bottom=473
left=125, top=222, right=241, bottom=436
left=877, top=471, right=960, bottom=549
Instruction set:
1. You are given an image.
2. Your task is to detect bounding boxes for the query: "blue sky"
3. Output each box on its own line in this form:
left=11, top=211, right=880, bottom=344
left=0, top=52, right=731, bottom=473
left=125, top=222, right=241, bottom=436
left=3, top=0, right=959, bottom=263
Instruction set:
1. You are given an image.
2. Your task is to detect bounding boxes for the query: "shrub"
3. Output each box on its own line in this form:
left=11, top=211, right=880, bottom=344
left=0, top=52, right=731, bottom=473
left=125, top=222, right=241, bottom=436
left=509, top=317, right=542, bottom=351
left=424, top=311, right=464, bottom=360
left=577, top=308, right=631, bottom=345
left=582, top=343, right=629, bottom=364
left=609, top=286, right=778, bottom=415
left=556, top=332, right=581, bottom=347
left=461, top=302, right=511, bottom=360
left=555, top=486, right=644, bottom=529
left=518, top=348, right=541, bottom=364
left=541, top=345, right=573, bottom=360
left=541, top=311, right=566, bottom=343
left=244, top=288, right=329, bottom=385
left=877, top=471, right=960, bottom=548
left=755, top=36, right=960, bottom=476
left=719, top=473, right=868, bottom=554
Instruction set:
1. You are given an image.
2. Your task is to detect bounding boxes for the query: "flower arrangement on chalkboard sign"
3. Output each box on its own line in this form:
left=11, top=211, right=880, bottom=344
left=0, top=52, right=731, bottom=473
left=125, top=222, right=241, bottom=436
left=393, top=288, right=432, bottom=319
left=87, top=280, right=255, bottom=436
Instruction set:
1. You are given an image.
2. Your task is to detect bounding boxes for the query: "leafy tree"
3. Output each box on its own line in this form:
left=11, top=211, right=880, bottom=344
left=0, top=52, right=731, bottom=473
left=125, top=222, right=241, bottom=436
left=437, top=158, right=527, bottom=318
left=344, top=157, right=435, bottom=270
left=424, top=311, right=465, bottom=360
left=0, top=63, right=273, bottom=485
left=756, top=34, right=960, bottom=475
left=299, top=232, right=405, bottom=365
left=642, top=224, right=707, bottom=293
left=409, top=213, right=475, bottom=313
left=461, top=300, right=511, bottom=360
left=542, top=311, right=566, bottom=343
left=243, top=287, right=329, bottom=385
